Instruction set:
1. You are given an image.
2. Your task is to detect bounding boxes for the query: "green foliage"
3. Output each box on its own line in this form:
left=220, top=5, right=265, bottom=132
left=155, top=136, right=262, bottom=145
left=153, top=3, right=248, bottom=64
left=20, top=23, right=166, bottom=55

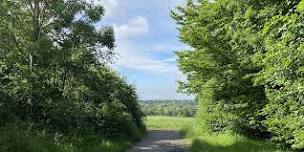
left=0, top=0, right=144, bottom=151
left=140, top=100, right=196, bottom=117
left=173, top=0, right=304, bottom=150
left=173, top=0, right=269, bottom=137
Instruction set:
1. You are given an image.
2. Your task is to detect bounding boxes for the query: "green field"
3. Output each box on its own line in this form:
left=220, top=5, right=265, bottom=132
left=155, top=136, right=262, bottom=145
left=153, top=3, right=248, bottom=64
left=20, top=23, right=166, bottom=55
left=145, top=116, right=282, bottom=152
left=145, top=116, right=194, bottom=130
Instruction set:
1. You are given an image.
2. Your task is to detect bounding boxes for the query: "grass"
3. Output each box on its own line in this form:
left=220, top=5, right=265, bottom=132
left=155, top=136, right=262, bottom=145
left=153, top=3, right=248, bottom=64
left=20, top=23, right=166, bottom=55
left=188, top=132, right=281, bottom=152
left=144, top=116, right=194, bottom=130
left=87, top=139, right=132, bottom=152
left=145, top=116, right=282, bottom=152
left=0, top=123, right=134, bottom=152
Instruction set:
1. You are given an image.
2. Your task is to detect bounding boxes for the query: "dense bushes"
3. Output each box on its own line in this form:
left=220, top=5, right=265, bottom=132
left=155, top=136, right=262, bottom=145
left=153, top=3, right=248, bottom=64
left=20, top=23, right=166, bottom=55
left=0, top=122, right=134, bottom=152
left=0, top=0, right=144, bottom=151
left=0, top=122, right=72, bottom=152
left=140, top=100, right=196, bottom=117
left=173, top=0, right=304, bottom=150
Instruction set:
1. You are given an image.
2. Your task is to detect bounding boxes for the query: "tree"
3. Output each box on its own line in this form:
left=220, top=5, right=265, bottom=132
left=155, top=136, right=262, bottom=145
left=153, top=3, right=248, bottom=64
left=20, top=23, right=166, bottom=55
left=0, top=0, right=144, bottom=144
left=172, top=0, right=268, bottom=136
left=139, top=100, right=196, bottom=117
left=173, top=0, right=304, bottom=150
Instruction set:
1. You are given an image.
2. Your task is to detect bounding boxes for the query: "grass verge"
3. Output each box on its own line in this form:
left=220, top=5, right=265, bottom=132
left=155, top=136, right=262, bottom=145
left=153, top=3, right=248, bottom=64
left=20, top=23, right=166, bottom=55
left=186, top=123, right=284, bottom=152
left=0, top=123, right=136, bottom=152
left=188, top=131, right=281, bottom=152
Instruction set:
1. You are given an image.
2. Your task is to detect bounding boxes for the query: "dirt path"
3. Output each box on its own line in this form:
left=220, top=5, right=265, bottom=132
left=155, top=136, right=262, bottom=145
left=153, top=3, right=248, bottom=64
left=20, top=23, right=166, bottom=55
left=127, top=130, right=190, bottom=152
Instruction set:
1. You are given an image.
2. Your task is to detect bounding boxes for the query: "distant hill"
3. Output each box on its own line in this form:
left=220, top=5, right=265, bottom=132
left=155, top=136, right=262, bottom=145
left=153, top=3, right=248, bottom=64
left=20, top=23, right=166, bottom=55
left=139, top=100, right=197, bottom=117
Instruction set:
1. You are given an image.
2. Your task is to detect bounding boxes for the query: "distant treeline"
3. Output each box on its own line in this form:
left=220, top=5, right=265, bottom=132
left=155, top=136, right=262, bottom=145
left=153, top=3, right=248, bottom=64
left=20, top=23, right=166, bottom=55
left=139, top=100, right=196, bottom=117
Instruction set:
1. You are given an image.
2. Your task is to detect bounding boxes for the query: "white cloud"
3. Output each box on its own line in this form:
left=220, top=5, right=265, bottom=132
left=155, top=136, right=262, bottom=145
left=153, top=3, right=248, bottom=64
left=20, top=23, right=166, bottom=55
left=114, top=16, right=149, bottom=40
left=102, top=0, right=119, bottom=16
left=112, top=16, right=176, bottom=74
left=114, top=41, right=176, bottom=73
left=163, top=58, right=176, bottom=63
left=138, top=82, right=193, bottom=100
left=112, top=16, right=187, bottom=75
left=153, top=44, right=191, bottom=52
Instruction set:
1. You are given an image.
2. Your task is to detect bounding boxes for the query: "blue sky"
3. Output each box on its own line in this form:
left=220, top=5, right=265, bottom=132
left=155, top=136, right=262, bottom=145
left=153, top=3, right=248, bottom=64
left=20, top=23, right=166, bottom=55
left=96, top=0, right=192, bottom=100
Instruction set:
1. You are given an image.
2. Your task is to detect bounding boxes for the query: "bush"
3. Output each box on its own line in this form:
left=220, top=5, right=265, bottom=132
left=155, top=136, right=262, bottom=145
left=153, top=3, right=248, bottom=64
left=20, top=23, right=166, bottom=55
left=0, top=123, right=74, bottom=152
left=0, top=122, right=138, bottom=152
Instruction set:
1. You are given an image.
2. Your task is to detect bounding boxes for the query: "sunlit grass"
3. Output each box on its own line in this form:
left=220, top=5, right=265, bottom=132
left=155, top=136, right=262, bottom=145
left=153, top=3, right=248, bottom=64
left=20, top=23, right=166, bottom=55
left=186, top=125, right=283, bottom=152
left=145, top=116, right=194, bottom=130
left=189, top=134, right=280, bottom=152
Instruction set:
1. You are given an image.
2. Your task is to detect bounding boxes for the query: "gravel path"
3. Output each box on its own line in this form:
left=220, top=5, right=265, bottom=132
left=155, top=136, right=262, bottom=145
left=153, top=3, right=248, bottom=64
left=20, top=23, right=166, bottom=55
left=127, top=130, right=190, bottom=152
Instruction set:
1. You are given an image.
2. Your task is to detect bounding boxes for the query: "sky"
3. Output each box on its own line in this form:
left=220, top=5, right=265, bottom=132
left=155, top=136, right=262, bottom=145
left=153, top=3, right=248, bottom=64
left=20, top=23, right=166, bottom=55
left=96, top=0, right=193, bottom=100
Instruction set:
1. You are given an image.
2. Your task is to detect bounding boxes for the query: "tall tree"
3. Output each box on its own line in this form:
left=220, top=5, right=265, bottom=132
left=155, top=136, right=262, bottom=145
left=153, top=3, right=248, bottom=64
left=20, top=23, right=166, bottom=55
left=0, top=0, right=144, bottom=140
left=172, top=0, right=268, bottom=136
left=173, top=0, right=304, bottom=150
